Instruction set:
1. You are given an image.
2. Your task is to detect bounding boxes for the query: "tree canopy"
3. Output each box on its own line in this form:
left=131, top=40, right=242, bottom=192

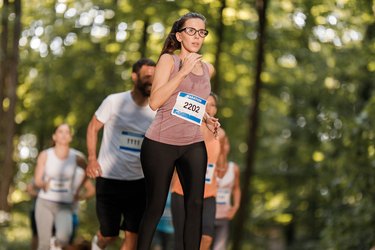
left=1, top=0, right=375, bottom=249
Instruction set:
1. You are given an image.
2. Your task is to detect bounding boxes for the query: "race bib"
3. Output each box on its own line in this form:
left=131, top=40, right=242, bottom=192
left=216, top=188, right=231, bottom=205
left=171, top=92, right=207, bottom=125
left=205, top=163, right=215, bottom=184
left=49, top=178, right=71, bottom=193
left=119, top=131, right=144, bottom=152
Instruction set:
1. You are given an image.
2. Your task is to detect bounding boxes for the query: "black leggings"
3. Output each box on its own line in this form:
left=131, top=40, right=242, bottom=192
left=137, top=137, right=207, bottom=250
left=172, top=193, right=216, bottom=250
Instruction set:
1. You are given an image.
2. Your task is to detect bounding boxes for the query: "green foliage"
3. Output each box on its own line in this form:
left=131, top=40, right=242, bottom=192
left=2, top=0, right=375, bottom=249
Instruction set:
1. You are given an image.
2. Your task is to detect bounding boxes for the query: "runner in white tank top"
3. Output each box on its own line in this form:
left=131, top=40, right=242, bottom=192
left=213, top=135, right=241, bottom=250
left=34, top=123, right=87, bottom=250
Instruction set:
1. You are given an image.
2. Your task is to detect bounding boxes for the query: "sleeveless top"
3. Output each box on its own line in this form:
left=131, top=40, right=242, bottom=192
left=38, top=148, right=78, bottom=204
left=215, top=162, right=235, bottom=219
left=172, top=124, right=220, bottom=198
left=146, top=54, right=211, bottom=145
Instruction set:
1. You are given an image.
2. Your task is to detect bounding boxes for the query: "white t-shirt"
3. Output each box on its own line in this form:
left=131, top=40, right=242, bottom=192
left=95, top=91, right=156, bottom=180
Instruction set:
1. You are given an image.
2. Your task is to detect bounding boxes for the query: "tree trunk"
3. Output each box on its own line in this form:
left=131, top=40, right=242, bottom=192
left=232, top=0, right=268, bottom=249
left=0, top=0, right=21, bottom=213
left=140, top=17, right=149, bottom=58
left=212, top=0, right=226, bottom=95
left=0, top=0, right=10, bottom=213
left=0, top=0, right=9, bottom=120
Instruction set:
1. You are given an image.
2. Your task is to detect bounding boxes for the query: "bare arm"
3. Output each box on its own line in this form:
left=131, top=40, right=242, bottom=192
left=26, top=182, right=39, bottom=197
left=207, top=62, right=215, bottom=78
left=34, top=150, right=48, bottom=191
left=149, top=53, right=202, bottom=110
left=76, top=153, right=87, bottom=169
left=228, top=164, right=242, bottom=220
left=203, top=62, right=220, bottom=135
left=74, top=154, right=88, bottom=198
left=77, top=179, right=95, bottom=201
left=83, top=179, right=95, bottom=199
left=86, top=115, right=104, bottom=178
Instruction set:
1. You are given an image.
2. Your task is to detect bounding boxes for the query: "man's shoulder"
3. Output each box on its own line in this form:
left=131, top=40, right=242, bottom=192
left=101, top=91, right=130, bottom=106
left=106, top=91, right=129, bottom=100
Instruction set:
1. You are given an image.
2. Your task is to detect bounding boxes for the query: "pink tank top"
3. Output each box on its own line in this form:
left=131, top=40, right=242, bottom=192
left=146, top=54, right=211, bottom=145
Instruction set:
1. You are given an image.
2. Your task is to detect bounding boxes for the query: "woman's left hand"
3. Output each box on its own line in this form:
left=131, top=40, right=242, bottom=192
left=205, top=114, right=220, bottom=138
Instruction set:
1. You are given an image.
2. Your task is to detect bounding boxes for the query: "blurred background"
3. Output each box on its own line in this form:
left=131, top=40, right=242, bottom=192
left=1, top=0, right=375, bottom=249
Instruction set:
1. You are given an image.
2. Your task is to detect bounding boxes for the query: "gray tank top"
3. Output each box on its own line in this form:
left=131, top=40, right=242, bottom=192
left=146, top=54, right=211, bottom=145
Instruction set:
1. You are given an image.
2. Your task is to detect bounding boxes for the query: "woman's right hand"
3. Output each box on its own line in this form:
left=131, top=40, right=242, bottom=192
left=179, top=53, right=202, bottom=75
left=86, top=159, right=102, bottom=178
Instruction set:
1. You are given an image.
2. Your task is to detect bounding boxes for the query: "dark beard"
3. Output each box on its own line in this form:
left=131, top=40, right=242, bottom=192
left=136, top=79, right=152, bottom=97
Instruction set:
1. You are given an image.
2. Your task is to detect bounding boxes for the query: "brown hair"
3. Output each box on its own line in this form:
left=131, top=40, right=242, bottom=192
left=132, top=58, right=156, bottom=74
left=50, top=123, right=72, bottom=146
left=209, top=92, right=219, bottom=104
left=160, top=12, right=207, bottom=56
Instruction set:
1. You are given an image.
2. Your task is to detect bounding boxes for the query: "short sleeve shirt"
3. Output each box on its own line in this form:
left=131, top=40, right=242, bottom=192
left=96, top=91, right=156, bottom=180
